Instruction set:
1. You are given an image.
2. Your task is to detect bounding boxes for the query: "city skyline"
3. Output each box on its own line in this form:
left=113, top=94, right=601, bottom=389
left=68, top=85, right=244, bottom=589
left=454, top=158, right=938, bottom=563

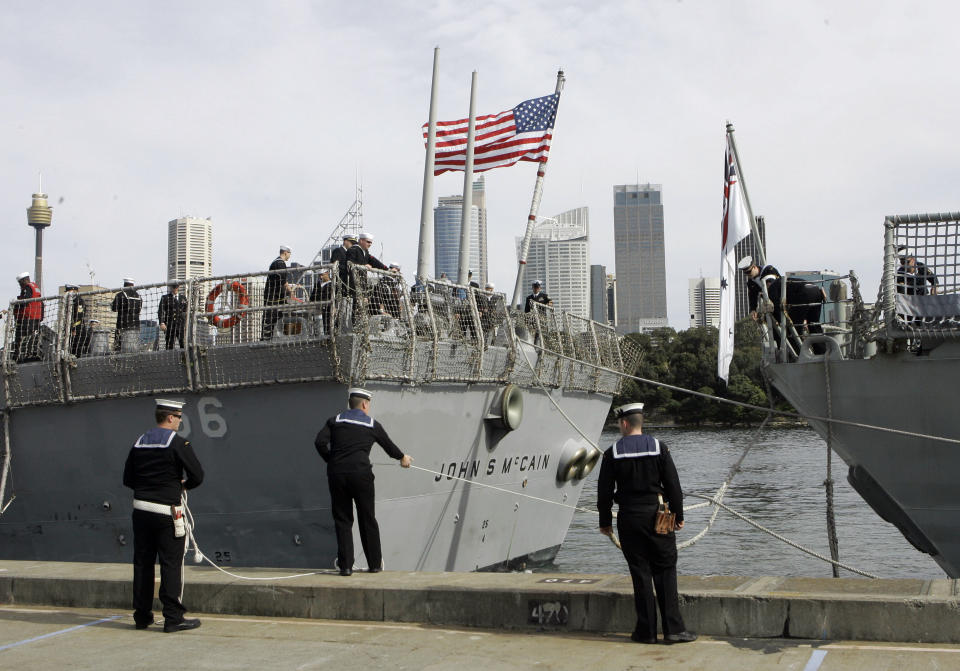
left=2, top=5, right=958, bottom=330
left=613, top=184, right=668, bottom=334
left=516, top=207, right=590, bottom=318
left=167, top=216, right=213, bottom=282
left=688, top=276, right=721, bottom=329
left=433, top=177, right=487, bottom=284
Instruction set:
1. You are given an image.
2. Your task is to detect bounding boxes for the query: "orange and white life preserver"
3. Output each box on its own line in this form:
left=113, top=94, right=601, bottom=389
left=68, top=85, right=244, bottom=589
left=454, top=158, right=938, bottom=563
left=205, top=281, right=249, bottom=329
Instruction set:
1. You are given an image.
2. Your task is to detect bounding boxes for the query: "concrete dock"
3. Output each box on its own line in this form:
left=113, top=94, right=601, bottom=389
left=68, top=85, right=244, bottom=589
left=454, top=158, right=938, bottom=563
left=2, top=561, right=959, bottom=646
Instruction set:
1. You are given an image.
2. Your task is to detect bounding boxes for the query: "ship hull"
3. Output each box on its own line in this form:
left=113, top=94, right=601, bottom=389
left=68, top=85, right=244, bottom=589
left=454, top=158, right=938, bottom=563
left=0, top=379, right=610, bottom=572
left=766, top=341, right=960, bottom=577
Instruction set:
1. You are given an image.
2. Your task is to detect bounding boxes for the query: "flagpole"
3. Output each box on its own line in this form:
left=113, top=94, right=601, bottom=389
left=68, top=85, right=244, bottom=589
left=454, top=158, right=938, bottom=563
left=417, top=47, right=440, bottom=284
left=457, top=71, right=479, bottom=286
left=725, top=122, right=765, bottom=266
left=511, top=70, right=565, bottom=309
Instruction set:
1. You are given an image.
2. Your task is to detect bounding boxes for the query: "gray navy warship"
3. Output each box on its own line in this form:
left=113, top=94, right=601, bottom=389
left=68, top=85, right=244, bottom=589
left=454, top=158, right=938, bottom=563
left=758, top=212, right=960, bottom=577
left=0, top=264, right=639, bottom=571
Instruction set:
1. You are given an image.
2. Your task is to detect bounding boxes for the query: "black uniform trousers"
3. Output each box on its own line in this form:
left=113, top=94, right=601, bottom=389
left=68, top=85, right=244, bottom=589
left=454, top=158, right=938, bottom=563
left=328, top=470, right=382, bottom=570
left=768, top=280, right=823, bottom=352
left=132, top=509, right=187, bottom=626
left=261, top=299, right=283, bottom=340
left=163, top=321, right=185, bottom=350
left=617, top=506, right=686, bottom=639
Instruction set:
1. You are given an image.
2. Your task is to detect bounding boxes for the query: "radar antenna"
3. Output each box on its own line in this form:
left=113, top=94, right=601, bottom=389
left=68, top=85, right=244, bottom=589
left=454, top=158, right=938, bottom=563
left=311, top=179, right=364, bottom=266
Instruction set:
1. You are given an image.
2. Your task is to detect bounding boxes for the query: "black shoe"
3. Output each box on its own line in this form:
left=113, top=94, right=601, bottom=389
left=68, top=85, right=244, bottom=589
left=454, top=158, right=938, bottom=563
left=630, top=632, right=658, bottom=644
left=340, top=568, right=353, bottom=576
left=368, top=567, right=382, bottom=573
left=163, top=618, right=201, bottom=633
left=664, top=631, right=697, bottom=644
left=135, top=618, right=155, bottom=630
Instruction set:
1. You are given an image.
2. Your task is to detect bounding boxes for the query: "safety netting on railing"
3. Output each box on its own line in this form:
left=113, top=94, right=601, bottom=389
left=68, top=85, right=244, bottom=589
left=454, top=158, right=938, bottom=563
left=885, top=213, right=960, bottom=336
left=2, top=263, right=630, bottom=408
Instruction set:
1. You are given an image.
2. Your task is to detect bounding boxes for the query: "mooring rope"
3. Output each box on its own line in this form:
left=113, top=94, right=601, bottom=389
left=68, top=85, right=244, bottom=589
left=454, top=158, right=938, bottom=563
left=511, top=339, right=878, bottom=577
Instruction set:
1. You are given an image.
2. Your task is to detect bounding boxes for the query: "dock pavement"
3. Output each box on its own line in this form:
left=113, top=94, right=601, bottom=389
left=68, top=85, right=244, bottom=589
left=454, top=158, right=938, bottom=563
left=2, top=560, right=960, bottom=666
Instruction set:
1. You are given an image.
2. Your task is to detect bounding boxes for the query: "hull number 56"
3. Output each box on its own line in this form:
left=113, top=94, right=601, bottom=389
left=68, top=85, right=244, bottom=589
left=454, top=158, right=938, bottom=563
left=177, top=397, right=228, bottom=439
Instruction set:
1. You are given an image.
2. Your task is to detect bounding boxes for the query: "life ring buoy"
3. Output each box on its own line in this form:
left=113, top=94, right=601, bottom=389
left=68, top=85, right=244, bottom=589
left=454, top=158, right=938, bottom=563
left=205, top=281, right=249, bottom=329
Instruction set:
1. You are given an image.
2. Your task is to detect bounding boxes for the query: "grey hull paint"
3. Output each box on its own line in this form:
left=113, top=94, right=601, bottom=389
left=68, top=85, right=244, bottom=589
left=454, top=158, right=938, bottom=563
left=766, top=341, right=960, bottom=577
left=0, top=380, right=610, bottom=572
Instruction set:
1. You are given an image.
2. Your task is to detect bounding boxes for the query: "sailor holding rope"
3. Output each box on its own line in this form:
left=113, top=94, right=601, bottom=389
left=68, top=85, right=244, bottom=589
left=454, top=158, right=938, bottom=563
left=314, top=388, right=412, bottom=576
left=123, top=399, right=204, bottom=632
left=597, top=402, right=697, bottom=645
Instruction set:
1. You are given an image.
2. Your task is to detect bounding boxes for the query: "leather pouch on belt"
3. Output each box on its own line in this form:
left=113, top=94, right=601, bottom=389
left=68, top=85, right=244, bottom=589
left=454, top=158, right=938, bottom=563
left=654, top=494, right=676, bottom=535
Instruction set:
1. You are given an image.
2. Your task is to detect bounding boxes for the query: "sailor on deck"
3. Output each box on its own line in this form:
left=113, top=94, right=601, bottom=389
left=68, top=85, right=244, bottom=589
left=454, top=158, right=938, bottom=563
left=262, top=246, right=294, bottom=340
left=314, top=388, right=412, bottom=575
left=111, top=277, right=142, bottom=352
left=123, top=399, right=204, bottom=633
left=597, top=403, right=696, bottom=645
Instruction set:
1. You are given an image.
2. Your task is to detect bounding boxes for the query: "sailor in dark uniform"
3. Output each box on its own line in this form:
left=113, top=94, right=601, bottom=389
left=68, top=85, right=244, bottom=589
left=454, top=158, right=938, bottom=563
left=157, top=281, right=187, bottom=350
left=262, top=246, right=293, bottom=340
left=65, top=284, right=89, bottom=356
left=314, top=388, right=412, bottom=575
left=309, top=267, right=334, bottom=334
left=331, top=234, right=356, bottom=295
left=111, top=277, right=142, bottom=352
left=740, top=255, right=824, bottom=352
left=597, top=403, right=696, bottom=645
left=524, top=280, right=552, bottom=313
left=346, top=232, right=388, bottom=318
left=123, top=399, right=204, bottom=633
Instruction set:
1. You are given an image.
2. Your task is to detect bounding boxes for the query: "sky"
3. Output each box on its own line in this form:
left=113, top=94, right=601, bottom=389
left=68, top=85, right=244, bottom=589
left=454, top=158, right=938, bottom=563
left=2, top=1, right=959, bottom=328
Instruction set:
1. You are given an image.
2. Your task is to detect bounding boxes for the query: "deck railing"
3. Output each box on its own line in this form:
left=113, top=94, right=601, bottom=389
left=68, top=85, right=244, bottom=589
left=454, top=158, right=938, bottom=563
left=1, top=263, right=633, bottom=408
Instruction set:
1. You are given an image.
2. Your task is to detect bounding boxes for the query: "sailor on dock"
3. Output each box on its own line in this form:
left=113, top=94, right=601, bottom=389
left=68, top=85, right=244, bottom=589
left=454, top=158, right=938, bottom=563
left=314, top=387, right=412, bottom=576
left=123, top=399, right=204, bottom=633
left=598, top=403, right=697, bottom=645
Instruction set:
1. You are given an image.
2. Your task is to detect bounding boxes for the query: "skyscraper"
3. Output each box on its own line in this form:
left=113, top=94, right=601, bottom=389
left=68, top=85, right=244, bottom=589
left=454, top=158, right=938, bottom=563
left=433, top=176, right=487, bottom=283
left=734, top=216, right=767, bottom=320
left=688, top=277, right=721, bottom=328
left=516, top=207, right=590, bottom=319
left=167, top=216, right=213, bottom=281
left=613, top=184, right=668, bottom=334
left=590, top=264, right=607, bottom=323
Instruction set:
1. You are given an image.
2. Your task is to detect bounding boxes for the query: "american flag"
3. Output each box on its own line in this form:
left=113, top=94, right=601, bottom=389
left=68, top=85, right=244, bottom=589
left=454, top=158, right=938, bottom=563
left=424, top=93, right=559, bottom=175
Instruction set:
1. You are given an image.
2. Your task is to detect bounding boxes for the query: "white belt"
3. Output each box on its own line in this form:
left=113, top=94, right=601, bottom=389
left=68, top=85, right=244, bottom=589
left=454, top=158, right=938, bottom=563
left=133, top=499, right=174, bottom=515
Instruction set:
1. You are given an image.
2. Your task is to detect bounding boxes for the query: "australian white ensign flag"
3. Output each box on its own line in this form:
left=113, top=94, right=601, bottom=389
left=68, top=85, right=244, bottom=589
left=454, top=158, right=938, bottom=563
left=718, top=136, right=752, bottom=382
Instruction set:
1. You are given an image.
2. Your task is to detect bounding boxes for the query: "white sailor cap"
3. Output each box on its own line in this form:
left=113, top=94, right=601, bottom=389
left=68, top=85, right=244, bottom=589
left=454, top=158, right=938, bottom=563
left=155, top=398, right=185, bottom=412
left=389, top=262, right=401, bottom=270
left=279, top=245, right=291, bottom=253
left=485, top=282, right=495, bottom=290
left=123, top=277, right=135, bottom=284
left=358, top=232, right=374, bottom=241
left=347, top=387, right=372, bottom=400
left=613, top=402, right=644, bottom=418
left=16, top=271, right=30, bottom=281
left=532, top=280, right=542, bottom=287
left=737, top=256, right=754, bottom=271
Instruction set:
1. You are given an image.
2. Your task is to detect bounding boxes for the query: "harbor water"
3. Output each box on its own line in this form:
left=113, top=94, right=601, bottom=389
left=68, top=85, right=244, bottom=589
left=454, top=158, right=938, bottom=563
left=550, top=427, right=943, bottom=579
